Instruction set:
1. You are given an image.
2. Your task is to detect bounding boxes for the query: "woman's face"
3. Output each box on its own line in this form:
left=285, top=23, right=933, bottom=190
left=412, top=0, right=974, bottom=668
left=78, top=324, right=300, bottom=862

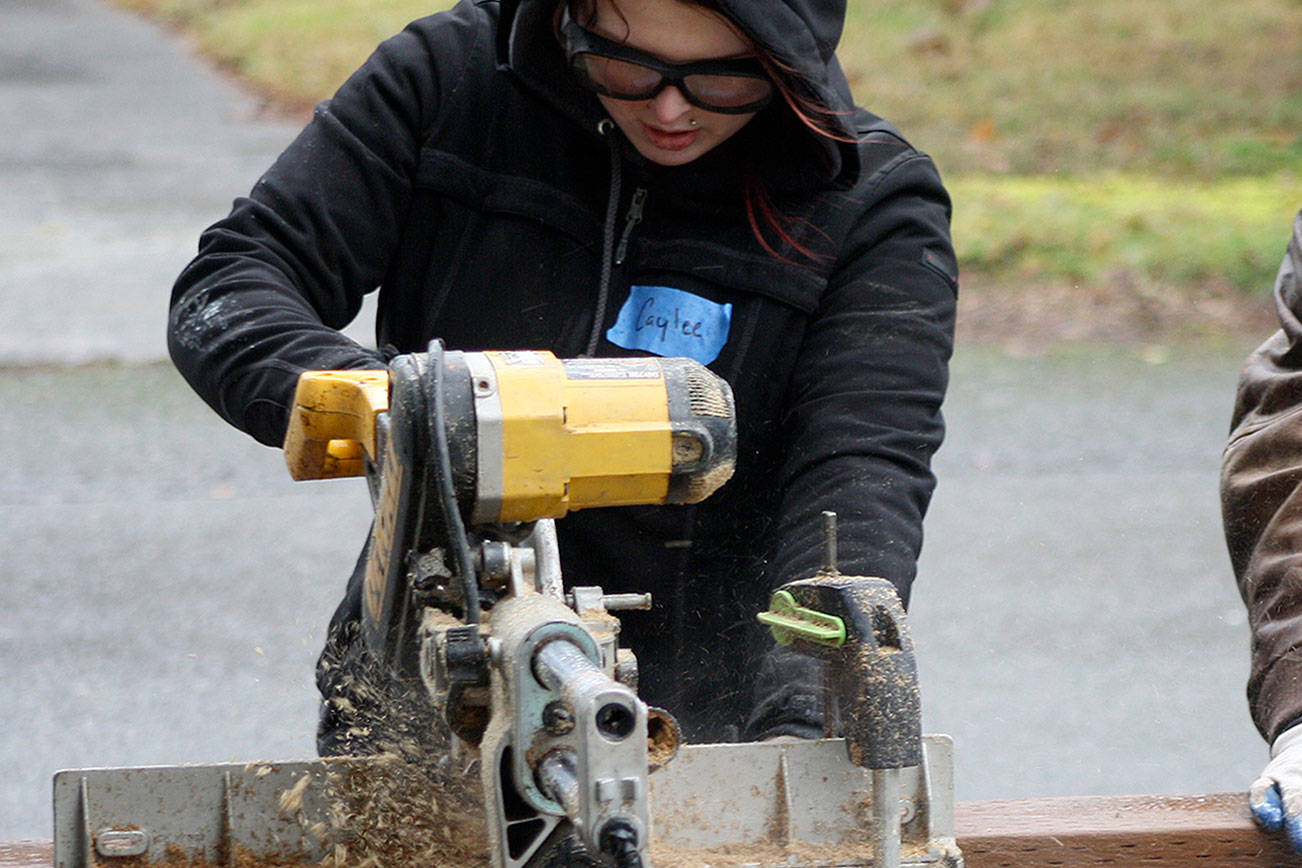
left=587, top=0, right=760, bottom=167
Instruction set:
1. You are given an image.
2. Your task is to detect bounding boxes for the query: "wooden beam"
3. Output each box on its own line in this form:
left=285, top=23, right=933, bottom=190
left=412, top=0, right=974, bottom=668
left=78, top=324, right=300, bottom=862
left=957, top=793, right=1296, bottom=867
left=5, top=794, right=1296, bottom=867
left=0, top=842, right=49, bottom=868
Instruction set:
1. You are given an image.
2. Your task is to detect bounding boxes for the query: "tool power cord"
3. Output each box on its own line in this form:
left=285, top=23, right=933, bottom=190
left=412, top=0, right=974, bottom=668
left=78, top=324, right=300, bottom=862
left=427, top=339, right=482, bottom=624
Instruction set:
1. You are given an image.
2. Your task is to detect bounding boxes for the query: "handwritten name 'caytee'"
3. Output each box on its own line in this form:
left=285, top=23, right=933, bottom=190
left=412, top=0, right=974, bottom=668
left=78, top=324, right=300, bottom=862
left=635, top=297, right=705, bottom=342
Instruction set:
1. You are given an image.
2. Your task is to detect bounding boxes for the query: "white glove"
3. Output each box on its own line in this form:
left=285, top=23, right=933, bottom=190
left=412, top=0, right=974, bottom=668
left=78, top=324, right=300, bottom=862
left=1250, top=723, right=1302, bottom=853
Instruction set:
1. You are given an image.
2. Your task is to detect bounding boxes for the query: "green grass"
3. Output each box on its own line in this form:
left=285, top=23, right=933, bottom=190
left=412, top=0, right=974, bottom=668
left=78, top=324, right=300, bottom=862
left=114, top=0, right=1302, bottom=295
left=951, top=173, right=1301, bottom=289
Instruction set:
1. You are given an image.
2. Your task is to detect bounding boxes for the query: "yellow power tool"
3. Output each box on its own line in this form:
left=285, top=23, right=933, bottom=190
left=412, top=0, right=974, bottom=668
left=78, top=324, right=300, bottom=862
left=283, top=347, right=735, bottom=518
left=282, top=343, right=736, bottom=867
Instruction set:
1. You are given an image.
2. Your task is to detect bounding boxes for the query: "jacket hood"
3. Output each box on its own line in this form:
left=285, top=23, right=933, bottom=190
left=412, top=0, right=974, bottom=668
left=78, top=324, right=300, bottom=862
left=496, top=0, right=861, bottom=187
left=712, top=0, right=851, bottom=106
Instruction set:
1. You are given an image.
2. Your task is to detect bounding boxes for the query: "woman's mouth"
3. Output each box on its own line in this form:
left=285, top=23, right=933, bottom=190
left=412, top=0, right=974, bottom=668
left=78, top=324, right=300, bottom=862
left=641, top=123, right=700, bottom=151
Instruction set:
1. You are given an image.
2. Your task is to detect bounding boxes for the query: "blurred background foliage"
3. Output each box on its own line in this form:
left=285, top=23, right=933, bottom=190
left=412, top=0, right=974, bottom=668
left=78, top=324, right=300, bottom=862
left=847, top=0, right=1299, bottom=178
left=117, top=0, right=1300, bottom=308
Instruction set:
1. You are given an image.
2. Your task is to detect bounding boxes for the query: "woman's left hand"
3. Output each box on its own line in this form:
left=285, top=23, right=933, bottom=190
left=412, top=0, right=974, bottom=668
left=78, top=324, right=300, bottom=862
left=1251, top=723, right=1302, bottom=853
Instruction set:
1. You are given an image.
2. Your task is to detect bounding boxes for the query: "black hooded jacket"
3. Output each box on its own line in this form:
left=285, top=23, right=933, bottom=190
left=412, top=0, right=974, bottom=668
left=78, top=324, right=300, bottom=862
left=168, top=0, right=958, bottom=742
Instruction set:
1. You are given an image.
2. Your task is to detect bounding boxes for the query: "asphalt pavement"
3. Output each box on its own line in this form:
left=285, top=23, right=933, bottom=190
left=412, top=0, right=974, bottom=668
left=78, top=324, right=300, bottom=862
left=0, top=0, right=1275, bottom=843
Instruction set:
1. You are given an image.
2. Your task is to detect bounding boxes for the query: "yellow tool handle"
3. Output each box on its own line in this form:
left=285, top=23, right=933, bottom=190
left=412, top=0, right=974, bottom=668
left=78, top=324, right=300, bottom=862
left=283, top=370, right=390, bottom=480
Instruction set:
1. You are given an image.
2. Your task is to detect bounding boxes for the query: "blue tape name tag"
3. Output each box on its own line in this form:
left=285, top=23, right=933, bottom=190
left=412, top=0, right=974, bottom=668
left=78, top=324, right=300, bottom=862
left=606, top=285, right=732, bottom=365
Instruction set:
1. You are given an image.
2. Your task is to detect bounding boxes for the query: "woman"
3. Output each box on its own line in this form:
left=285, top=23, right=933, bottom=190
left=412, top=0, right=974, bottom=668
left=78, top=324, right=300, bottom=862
left=168, top=0, right=958, bottom=751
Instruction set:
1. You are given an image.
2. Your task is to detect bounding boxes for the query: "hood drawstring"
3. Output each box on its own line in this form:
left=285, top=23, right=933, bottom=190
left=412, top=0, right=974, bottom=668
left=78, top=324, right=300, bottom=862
left=585, top=119, right=622, bottom=357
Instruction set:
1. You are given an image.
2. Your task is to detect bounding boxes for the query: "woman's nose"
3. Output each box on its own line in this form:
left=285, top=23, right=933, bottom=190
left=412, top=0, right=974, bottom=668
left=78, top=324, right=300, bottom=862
left=648, top=85, right=693, bottom=125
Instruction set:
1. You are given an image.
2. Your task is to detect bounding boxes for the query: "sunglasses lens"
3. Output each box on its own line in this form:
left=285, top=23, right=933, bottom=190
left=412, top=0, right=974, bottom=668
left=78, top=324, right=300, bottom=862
left=683, top=73, right=772, bottom=110
left=574, top=53, right=663, bottom=99
left=568, top=31, right=774, bottom=114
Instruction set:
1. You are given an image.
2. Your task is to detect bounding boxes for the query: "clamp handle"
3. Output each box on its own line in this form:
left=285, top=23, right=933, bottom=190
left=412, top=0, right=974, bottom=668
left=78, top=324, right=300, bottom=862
left=283, top=370, right=390, bottom=480
left=757, top=589, right=847, bottom=648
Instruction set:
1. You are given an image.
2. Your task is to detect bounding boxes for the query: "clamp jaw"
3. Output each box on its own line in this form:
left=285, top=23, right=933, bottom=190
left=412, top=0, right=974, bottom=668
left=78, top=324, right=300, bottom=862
left=758, top=512, right=924, bottom=868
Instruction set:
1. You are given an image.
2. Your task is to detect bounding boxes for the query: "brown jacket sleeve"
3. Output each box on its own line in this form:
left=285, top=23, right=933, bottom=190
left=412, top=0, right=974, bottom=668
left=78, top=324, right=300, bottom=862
left=1222, top=209, right=1302, bottom=744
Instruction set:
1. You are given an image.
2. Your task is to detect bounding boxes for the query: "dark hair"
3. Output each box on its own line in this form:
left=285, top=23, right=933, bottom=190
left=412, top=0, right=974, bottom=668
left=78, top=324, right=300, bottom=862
left=562, top=0, right=849, bottom=264
left=746, top=52, right=854, bottom=263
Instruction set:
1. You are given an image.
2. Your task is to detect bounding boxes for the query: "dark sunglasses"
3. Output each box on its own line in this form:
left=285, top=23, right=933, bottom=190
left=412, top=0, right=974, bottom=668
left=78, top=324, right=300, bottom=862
left=560, top=8, right=773, bottom=115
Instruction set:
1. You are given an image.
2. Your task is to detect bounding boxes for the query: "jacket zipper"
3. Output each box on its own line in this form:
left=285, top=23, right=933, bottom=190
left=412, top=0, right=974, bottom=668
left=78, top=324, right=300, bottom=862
left=613, top=187, right=647, bottom=266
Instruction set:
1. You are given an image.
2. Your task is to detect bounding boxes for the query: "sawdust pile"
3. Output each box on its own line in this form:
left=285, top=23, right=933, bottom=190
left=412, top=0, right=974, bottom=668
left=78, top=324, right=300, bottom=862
left=308, top=645, right=491, bottom=868
left=312, top=751, right=487, bottom=868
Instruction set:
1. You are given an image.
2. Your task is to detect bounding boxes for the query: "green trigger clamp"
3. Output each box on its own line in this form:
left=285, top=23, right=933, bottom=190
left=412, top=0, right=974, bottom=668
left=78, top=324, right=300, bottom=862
left=758, top=589, right=847, bottom=648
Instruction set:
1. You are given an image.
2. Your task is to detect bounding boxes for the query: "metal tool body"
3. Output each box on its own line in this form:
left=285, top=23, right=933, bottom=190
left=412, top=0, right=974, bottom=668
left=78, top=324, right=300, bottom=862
left=473, top=588, right=651, bottom=867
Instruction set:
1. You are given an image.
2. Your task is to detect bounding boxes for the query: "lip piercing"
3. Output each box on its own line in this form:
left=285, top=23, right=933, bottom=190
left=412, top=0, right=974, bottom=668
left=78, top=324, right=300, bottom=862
left=689, top=118, right=698, bottom=127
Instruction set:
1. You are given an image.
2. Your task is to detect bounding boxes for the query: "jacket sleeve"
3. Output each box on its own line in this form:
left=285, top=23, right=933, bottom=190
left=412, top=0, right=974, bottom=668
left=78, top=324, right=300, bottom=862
left=1222, top=209, right=1302, bottom=744
left=167, top=7, right=480, bottom=446
left=770, top=147, right=957, bottom=605
left=744, top=146, right=955, bottom=740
